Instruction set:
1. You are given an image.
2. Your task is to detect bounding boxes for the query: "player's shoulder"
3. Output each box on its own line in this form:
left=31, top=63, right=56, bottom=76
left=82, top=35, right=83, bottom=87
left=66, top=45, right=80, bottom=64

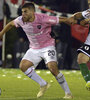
left=82, top=9, right=90, bottom=19
left=35, top=13, right=48, bottom=17
left=85, top=9, right=90, bottom=12
left=82, top=9, right=90, bottom=13
left=35, top=13, right=48, bottom=22
left=15, top=16, right=22, bottom=21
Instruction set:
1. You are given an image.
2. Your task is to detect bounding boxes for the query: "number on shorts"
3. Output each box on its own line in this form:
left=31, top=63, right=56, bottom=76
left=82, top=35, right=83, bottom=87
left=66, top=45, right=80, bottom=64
left=48, top=50, right=55, bottom=56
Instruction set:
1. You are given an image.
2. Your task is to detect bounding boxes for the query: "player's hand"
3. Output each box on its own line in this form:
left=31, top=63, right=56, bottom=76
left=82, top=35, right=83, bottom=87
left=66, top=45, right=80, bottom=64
left=80, top=19, right=88, bottom=27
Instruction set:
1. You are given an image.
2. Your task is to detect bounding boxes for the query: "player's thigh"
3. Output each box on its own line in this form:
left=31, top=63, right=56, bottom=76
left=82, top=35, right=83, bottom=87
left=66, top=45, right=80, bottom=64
left=43, top=46, right=57, bottom=64
left=42, top=46, right=59, bottom=76
left=77, top=52, right=89, bottom=64
left=21, top=48, right=42, bottom=68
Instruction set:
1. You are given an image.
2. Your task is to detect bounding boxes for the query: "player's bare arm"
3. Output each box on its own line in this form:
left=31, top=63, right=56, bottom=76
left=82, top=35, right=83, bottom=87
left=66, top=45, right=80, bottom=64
left=0, top=20, right=15, bottom=39
left=59, top=17, right=67, bottom=23
left=80, top=18, right=90, bottom=26
left=59, top=17, right=77, bottom=25
left=73, top=11, right=90, bottom=26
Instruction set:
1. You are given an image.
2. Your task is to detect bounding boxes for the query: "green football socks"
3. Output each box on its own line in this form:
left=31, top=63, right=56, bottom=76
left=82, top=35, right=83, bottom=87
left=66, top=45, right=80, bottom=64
left=79, top=63, right=90, bottom=82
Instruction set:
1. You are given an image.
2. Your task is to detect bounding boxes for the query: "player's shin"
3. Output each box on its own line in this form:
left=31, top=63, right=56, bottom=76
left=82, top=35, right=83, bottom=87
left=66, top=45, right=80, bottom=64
left=79, top=63, right=90, bottom=82
left=24, top=66, right=47, bottom=86
left=56, top=72, right=71, bottom=94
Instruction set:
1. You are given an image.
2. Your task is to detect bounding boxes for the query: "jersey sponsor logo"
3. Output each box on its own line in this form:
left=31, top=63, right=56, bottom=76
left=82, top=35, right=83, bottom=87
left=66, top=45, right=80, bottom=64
left=49, top=19, right=56, bottom=23
left=27, top=31, right=43, bottom=36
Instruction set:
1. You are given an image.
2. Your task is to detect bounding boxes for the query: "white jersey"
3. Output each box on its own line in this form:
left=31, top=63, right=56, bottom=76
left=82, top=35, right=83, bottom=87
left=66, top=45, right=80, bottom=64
left=82, top=9, right=90, bottom=45
left=82, top=9, right=90, bottom=19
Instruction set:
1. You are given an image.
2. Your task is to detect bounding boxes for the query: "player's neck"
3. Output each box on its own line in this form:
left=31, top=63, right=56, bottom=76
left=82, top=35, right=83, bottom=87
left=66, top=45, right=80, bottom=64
left=29, top=15, right=35, bottom=22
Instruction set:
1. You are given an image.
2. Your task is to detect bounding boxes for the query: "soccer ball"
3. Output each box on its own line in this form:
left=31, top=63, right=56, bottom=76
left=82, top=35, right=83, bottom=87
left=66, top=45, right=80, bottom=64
left=86, top=81, right=90, bottom=91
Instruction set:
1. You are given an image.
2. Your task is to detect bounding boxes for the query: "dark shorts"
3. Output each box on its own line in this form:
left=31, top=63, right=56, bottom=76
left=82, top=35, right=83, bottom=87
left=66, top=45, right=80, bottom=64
left=77, top=44, right=90, bottom=57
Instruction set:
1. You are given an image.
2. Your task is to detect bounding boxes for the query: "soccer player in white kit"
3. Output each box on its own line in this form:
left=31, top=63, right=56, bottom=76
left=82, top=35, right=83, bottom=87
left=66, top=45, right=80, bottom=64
left=0, top=3, right=74, bottom=98
left=72, top=0, right=90, bottom=90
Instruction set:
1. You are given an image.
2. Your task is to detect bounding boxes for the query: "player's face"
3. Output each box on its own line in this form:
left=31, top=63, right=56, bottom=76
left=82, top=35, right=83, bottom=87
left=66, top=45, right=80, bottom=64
left=88, top=0, right=90, bottom=8
left=22, top=8, right=35, bottom=22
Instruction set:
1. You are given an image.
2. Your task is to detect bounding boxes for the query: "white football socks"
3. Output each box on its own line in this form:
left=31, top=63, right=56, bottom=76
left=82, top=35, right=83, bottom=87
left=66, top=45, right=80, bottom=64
left=24, top=66, right=47, bottom=86
left=56, top=72, right=71, bottom=94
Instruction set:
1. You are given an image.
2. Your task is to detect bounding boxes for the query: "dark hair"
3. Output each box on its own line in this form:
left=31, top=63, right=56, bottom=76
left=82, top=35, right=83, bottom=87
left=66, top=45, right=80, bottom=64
left=22, top=2, right=35, bottom=11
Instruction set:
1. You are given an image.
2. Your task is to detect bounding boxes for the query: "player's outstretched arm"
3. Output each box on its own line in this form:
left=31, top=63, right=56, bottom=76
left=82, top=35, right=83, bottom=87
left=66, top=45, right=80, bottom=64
left=59, top=17, right=77, bottom=25
left=72, top=12, right=90, bottom=26
left=80, top=18, right=90, bottom=26
left=59, top=17, right=68, bottom=24
left=0, top=20, right=15, bottom=39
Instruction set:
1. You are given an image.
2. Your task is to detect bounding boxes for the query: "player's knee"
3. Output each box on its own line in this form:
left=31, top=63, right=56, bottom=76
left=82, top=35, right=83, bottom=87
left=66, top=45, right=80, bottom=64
left=77, top=53, right=89, bottom=64
left=77, top=57, right=88, bottom=64
left=19, top=60, right=33, bottom=72
left=19, top=61, right=26, bottom=72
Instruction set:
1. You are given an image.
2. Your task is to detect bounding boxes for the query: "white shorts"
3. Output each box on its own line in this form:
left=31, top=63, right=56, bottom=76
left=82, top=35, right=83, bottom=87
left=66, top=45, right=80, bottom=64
left=22, top=46, right=57, bottom=68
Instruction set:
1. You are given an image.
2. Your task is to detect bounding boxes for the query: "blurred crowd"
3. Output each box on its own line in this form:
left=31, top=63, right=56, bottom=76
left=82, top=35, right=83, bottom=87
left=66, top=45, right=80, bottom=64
left=0, top=0, right=89, bottom=69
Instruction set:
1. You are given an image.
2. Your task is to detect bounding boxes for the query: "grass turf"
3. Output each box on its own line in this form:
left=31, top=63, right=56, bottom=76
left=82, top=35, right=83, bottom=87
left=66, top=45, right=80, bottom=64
left=0, top=68, right=90, bottom=100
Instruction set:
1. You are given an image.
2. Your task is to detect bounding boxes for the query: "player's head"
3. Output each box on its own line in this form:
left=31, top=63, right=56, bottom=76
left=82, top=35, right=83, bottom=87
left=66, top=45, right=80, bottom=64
left=21, top=2, right=35, bottom=22
left=88, top=0, right=90, bottom=8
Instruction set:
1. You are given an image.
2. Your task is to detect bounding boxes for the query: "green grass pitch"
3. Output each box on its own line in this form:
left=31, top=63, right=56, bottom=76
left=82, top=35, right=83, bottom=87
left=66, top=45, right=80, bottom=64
left=0, top=68, right=90, bottom=100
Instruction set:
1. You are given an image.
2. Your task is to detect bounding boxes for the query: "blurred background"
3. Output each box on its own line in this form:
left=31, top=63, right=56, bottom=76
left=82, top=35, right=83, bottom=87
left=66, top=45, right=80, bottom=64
left=0, top=0, right=90, bottom=70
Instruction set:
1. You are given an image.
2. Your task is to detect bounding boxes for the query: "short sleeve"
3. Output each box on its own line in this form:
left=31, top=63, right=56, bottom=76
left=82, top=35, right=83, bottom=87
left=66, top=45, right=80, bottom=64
left=41, top=14, right=59, bottom=25
left=13, top=16, right=21, bottom=27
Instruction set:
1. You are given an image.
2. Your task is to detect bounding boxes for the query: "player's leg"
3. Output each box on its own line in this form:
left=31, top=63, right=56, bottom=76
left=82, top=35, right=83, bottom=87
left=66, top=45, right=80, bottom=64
left=20, top=60, right=47, bottom=86
left=77, top=52, right=90, bottom=90
left=19, top=49, right=47, bottom=90
left=77, top=52, right=90, bottom=82
left=77, top=33, right=90, bottom=90
left=47, top=61, right=73, bottom=99
left=20, top=59, right=49, bottom=98
left=43, top=46, right=72, bottom=98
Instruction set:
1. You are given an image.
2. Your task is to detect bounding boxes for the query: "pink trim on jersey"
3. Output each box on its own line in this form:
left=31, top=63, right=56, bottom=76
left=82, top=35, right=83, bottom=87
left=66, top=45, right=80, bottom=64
left=14, top=13, right=59, bottom=49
